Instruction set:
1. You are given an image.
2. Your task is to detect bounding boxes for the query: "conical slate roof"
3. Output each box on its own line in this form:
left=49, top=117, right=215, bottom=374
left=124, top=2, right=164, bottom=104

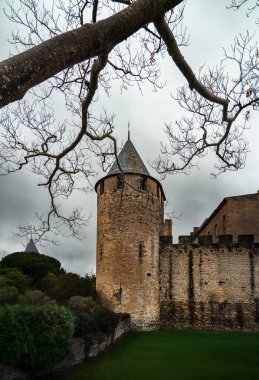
left=25, top=238, right=39, bottom=253
left=108, top=137, right=150, bottom=176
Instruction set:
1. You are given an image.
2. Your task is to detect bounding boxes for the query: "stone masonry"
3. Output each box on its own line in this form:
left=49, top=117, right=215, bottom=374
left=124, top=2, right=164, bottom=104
left=96, top=173, right=164, bottom=328
left=95, top=137, right=168, bottom=329
left=95, top=138, right=259, bottom=331
left=160, top=240, right=259, bottom=331
left=191, top=192, right=259, bottom=243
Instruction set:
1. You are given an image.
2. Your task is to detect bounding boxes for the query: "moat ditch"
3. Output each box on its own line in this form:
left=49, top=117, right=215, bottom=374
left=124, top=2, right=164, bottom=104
left=44, top=329, right=259, bottom=380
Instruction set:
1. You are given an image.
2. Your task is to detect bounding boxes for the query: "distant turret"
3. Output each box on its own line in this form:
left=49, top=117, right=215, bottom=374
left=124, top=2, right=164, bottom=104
left=25, top=238, right=39, bottom=253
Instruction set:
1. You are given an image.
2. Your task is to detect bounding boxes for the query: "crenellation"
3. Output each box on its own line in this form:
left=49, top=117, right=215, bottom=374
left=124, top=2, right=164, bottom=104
left=218, top=234, right=233, bottom=245
left=198, top=235, right=213, bottom=245
left=179, top=235, right=192, bottom=244
left=238, top=234, right=254, bottom=244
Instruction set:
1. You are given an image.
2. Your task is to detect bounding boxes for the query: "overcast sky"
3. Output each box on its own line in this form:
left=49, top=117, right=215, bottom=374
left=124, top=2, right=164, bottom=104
left=0, top=1, right=258, bottom=276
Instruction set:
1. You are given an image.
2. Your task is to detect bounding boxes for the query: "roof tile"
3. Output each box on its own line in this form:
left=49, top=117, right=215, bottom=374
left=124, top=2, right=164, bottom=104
left=108, top=138, right=150, bottom=176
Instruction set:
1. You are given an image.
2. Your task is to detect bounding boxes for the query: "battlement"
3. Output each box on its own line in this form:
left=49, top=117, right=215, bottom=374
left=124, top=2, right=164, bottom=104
left=176, top=234, right=258, bottom=248
left=160, top=219, right=173, bottom=245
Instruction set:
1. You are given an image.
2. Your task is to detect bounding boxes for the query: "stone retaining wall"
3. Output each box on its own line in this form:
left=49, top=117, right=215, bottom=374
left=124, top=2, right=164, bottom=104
left=0, top=315, right=131, bottom=380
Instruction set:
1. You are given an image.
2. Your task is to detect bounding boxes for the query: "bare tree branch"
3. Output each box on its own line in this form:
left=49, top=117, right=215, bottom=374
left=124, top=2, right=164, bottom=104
left=154, top=18, right=230, bottom=122
left=0, top=0, right=183, bottom=108
left=92, top=0, right=99, bottom=23
left=153, top=31, right=258, bottom=177
left=0, top=0, right=258, bottom=243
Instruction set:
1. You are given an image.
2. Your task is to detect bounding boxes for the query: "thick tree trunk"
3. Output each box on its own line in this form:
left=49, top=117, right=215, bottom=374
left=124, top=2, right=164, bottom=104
left=0, top=0, right=183, bottom=108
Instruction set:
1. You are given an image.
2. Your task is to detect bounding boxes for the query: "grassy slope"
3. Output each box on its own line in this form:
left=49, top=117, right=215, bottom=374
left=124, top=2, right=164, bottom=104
left=50, top=330, right=259, bottom=380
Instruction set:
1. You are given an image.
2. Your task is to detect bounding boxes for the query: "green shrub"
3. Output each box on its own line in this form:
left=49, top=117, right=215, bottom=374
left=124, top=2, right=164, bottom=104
left=18, top=289, right=56, bottom=305
left=0, top=285, right=19, bottom=305
left=0, top=276, right=8, bottom=287
left=68, top=296, right=97, bottom=314
left=74, top=311, right=96, bottom=337
left=0, top=304, right=75, bottom=369
left=67, top=296, right=98, bottom=337
left=67, top=296, right=118, bottom=336
left=0, top=268, right=31, bottom=292
left=93, top=305, right=119, bottom=334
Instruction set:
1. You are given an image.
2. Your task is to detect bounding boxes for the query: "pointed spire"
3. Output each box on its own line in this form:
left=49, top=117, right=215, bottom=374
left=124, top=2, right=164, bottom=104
left=25, top=238, right=39, bottom=253
left=108, top=138, right=150, bottom=176
left=128, top=122, right=131, bottom=141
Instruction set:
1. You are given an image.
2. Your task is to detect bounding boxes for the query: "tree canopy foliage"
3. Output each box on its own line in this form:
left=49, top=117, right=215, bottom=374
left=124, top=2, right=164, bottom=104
left=0, top=0, right=258, bottom=242
left=0, top=267, right=31, bottom=292
left=41, top=271, right=96, bottom=301
left=0, top=251, right=96, bottom=301
left=0, top=252, right=62, bottom=281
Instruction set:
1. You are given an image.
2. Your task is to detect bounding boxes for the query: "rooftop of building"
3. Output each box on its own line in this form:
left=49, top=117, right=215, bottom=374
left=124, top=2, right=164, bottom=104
left=108, top=134, right=150, bottom=176
left=95, top=133, right=166, bottom=200
left=25, top=238, right=39, bottom=253
left=192, top=190, right=259, bottom=241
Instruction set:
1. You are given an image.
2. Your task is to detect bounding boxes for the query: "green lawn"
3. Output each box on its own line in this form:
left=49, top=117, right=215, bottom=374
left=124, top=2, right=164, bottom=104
left=49, top=330, right=259, bottom=380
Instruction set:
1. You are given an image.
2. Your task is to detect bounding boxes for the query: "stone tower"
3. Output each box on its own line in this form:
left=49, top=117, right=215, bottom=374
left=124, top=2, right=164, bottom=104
left=95, top=136, right=169, bottom=329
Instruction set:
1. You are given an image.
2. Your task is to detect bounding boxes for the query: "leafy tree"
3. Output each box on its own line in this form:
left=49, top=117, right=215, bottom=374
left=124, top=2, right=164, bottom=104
left=0, top=268, right=31, bottom=292
left=67, top=296, right=118, bottom=337
left=0, top=304, right=74, bottom=369
left=0, top=285, right=19, bottom=306
left=0, top=277, right=7, bottom=287
left=0, top=0, right=258, bottom=241
left=68, top=295, right=97, bottom=315
left=41, top=272, right=96, bottom=302
left=18, top=289, right=56, bottom=306
left=0, top=252, right=96, bottom=304
left=84, top=272, right=96, bottom=298
left=0, top=252, right=62, bottom=283
left=67, top=296, right=97, bottom=337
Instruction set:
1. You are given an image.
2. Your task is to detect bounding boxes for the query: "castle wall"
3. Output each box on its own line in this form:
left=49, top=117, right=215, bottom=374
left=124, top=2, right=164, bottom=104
left=159, top=242, right=259, bottom=331
left=96, top=174, right=164, bottom=329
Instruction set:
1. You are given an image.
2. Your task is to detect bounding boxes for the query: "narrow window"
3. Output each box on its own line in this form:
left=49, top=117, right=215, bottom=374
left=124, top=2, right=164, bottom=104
left=117, top=174, right=124, bottom=189
left=214, top=224, right=218, bottom=238
left=119, top=283, right=123, bottom=304
left=139, top=242, right=144, bottom=262
left=100, top=244, right=103, bottom=260
left=223, top=215, right=226, bottom=232
left=140, top=176, right=147, bottom=191
left=157, top=184, right=160, bottom=198
left=99, top=181, right=104, bottom=195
